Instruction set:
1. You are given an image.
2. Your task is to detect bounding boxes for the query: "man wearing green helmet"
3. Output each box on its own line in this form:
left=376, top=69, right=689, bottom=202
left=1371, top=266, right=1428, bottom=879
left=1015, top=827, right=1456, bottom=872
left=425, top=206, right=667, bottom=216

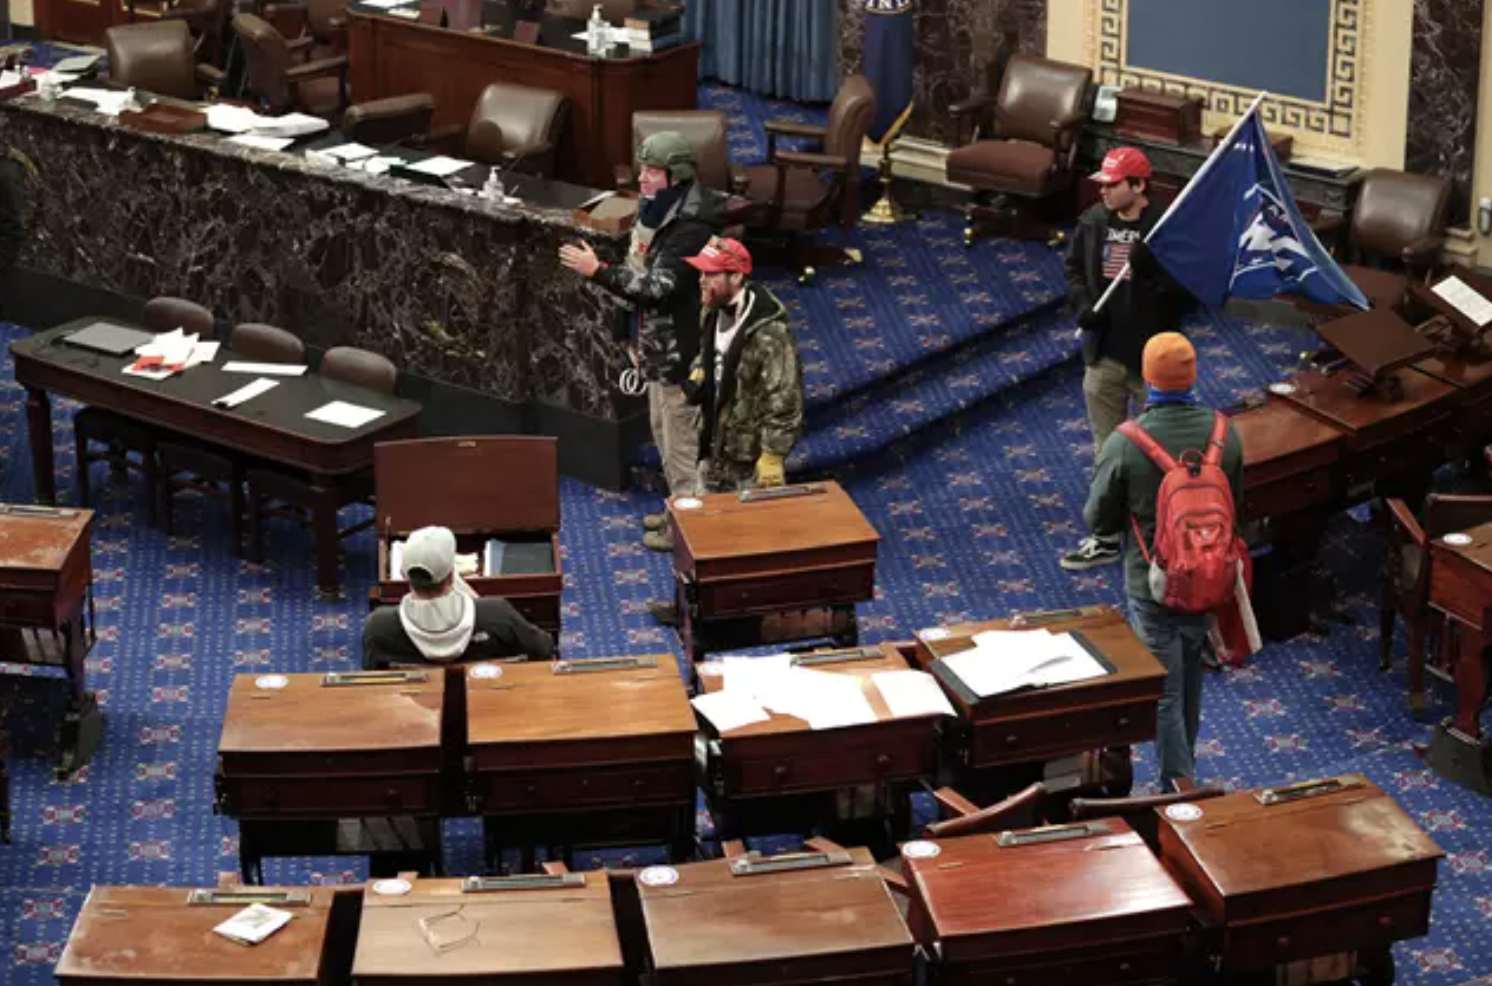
left=560, top=130, right=724, bottom=552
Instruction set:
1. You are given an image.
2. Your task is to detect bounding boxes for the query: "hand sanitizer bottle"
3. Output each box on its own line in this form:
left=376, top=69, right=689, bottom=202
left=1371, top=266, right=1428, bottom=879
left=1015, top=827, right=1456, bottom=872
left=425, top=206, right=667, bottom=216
left=587, top=4, right=605, bottom=55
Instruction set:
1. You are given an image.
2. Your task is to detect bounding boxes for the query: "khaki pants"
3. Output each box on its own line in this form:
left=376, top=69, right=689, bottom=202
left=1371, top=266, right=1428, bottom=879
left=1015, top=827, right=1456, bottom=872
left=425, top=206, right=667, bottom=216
left=1083, top=358, right=1148, bottom=455
left=648, top=382, right=701, bottom=496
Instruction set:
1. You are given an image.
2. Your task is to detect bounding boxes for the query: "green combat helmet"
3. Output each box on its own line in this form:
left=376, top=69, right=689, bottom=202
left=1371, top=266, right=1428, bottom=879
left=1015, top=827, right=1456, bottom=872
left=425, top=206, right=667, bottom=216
left=637, top=131, right=697, bottom=183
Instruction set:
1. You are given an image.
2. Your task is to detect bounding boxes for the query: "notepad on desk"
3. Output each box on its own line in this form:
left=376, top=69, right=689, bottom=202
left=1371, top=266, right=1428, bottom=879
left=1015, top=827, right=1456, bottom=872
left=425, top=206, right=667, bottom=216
left=940, top=629, right=1110, bottom=698
left=213, top=903, right=293, bottom=946
left=305, top=401, right=386, bottom=429
left=407, top=155, right=472, bottom=178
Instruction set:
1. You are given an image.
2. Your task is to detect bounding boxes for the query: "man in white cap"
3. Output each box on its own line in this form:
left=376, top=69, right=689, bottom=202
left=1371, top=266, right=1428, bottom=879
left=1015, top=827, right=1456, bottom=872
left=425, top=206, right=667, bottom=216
left=361, top=526, right=555, bottom=668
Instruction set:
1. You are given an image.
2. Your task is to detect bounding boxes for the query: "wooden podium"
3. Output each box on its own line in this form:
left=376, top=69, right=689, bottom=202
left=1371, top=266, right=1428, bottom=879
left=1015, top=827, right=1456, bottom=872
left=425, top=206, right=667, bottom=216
left=216, top=671, right=449, bottom=883
left=465, top=654, right=697, bottom=868
left=1157, top=775, right=1441, bottom=980
left=373, top=437, right=563, bottom=636
left=0, top=503, right=101, bottom=777
left=902, top=818, right=1192, bottom=984
left=1427, top=520, right=1492, bottom=793
left=669, top=482, right=880, bottom=671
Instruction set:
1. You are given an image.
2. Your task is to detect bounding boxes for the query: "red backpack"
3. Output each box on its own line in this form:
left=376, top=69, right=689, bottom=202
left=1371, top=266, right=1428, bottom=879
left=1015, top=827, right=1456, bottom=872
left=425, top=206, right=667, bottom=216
left=1116, top=412, right=1242, bottom=614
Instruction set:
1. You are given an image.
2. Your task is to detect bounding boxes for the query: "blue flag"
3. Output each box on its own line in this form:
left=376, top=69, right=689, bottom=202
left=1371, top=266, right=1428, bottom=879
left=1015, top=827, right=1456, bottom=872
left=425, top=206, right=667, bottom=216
left=1144, top=109, right=1369, bottom=311
left=863, top=0, right=915, bottom=144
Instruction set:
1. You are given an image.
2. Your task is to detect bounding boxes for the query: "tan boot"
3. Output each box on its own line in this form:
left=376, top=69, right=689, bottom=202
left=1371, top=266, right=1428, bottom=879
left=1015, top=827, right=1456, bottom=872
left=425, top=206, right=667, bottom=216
left=642, top=529, right=674, bottom=552
left=642, top=513, right=666, bottom=531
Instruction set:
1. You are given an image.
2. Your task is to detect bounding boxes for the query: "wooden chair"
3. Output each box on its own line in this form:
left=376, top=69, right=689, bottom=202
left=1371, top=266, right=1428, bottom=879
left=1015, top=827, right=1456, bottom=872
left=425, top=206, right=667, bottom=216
left=157, top=324, right=305, bottom=552
left=245, top=346, right=396, bottom=567
left=73, top=296, right=216, bottom=523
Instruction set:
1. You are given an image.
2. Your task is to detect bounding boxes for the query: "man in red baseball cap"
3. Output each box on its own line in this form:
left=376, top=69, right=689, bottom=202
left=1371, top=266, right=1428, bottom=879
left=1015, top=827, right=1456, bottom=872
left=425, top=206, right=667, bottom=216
left=1061, top=146, right=1192, bottom=572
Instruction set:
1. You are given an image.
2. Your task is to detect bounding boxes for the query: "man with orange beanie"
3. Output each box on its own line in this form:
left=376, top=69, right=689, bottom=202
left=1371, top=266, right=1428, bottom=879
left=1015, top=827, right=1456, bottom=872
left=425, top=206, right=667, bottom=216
left=1082, top=332, right=1243, bottom=788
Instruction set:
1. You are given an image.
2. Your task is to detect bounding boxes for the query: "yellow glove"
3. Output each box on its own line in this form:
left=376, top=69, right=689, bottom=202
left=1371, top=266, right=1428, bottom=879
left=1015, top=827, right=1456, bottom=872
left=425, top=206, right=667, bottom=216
left=688, top=365, right=706, bottom=386
left=755, top=452, right=785, bottom=488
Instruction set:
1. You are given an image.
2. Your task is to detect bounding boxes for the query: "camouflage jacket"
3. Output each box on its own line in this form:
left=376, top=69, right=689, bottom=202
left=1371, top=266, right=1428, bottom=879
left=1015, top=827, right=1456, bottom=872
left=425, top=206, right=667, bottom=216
left=591, top=181, right=722, bottom=385
left=689, top=283, right=804, bottom=467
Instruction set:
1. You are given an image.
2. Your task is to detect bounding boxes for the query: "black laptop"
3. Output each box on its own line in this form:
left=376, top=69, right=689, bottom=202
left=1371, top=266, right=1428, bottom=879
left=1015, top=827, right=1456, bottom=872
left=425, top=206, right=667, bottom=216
left=62, top=322, right=156, bottom=357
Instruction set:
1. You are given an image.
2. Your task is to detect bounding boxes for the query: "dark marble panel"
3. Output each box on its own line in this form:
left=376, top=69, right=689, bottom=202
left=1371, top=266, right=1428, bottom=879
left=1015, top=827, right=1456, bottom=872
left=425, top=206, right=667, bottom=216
left=0, top=96, right=633, bottom=420
left=1407, top=0, right=1483, bottom=223
left=839, top=0, right=1047, bottom=143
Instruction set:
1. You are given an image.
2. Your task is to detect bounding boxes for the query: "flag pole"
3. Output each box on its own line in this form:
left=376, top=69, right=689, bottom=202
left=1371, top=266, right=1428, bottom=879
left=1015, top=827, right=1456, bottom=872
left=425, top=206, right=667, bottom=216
left=1090, top=91, right=1270, bottom=315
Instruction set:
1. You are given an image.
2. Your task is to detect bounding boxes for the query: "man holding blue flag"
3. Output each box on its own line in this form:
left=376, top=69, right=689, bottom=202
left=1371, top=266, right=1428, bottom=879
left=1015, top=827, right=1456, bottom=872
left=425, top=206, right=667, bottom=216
left=863, top=0, right=916, bottom=144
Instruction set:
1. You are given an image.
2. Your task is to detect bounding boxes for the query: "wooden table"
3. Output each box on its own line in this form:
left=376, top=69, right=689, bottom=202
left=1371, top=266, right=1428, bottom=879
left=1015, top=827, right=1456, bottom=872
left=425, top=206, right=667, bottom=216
left=352, top=875, right=623, bottom=985
left=670, top=482, right=880, bottom=672
left=465, top=654, right=697, bottom=868
left=694, top=647, right=940, bottom=845
left=902, top=817, right=1193, bottom=985
left=1232, top=396, right=1347, bottom=524
left=347, top=0, right=701, bottom=188
left=216, top=671, right=449, bottom=883
left=911, top=607, right=1165, bottom=780
left=1157, top=775, right=1442, bottom=979
left=633, top=848, right=915, bottom=986
left=0, top=504, right=100, bottom=777
left=1427, top=520, right=1492, bottom=793
left=10, top=321, right=422, bottom=595
left=55, top=885, right=349, bottom=985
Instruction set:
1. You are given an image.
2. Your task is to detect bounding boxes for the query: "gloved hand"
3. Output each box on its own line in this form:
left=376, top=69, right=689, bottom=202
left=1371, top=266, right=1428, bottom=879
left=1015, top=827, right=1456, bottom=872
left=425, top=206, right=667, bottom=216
left=1077, top=305, right=1108, bottom=332
left=1128, top=239, right=1158, bottom=278
left=755, top=451, right=786, bottom=488
left=681, top=363, right=707, bottom=402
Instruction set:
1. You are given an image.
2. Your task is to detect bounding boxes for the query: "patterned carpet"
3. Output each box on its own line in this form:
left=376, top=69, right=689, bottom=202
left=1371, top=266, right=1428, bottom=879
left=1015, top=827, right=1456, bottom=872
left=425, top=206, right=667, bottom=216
left=0, top=86, right=1489, bottom=984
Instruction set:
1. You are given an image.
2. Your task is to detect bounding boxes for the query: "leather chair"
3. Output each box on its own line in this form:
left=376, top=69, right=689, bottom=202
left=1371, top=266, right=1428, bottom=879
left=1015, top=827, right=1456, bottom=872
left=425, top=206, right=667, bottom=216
left=233, top=12, right=348, bottom=118
left=460, top=82, right=568, bottom=176
left=342, top=94, right=436, bottom=146
left=157, top=323, right=306, bottom=553
left=156, top=0, right=234, bottom=68
left=264, top=0, right=350, bottom=56
left=741, top=74, right=876, bottom=283
left=619, top=110, right=746, bottom=196
left=945, top=53, right=1092, bottom=245
left=73, top=296, right=216, bottom=523
left=547, top=0, right=636, bottom=20
left=245, top=347, right=396, bottom=568
left=106, top=20, right=224, bottom=100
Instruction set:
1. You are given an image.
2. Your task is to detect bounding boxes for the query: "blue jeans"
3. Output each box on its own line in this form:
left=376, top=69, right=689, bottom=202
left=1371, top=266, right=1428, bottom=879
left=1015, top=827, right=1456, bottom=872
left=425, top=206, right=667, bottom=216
left=1128, top=596, right=1209, bottom=784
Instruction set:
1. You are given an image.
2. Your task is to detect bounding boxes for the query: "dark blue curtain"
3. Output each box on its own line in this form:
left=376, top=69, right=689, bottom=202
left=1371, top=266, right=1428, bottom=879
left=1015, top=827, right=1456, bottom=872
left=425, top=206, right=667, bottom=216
left=684, top=0, right=839, bottom=103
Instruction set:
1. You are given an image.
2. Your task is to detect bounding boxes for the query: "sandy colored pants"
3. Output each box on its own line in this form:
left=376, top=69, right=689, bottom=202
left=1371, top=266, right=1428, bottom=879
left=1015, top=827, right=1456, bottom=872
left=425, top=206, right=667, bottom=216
left=1083, top=357, right=1148, bottom=455
left=648, top=381, right=701, bottom=496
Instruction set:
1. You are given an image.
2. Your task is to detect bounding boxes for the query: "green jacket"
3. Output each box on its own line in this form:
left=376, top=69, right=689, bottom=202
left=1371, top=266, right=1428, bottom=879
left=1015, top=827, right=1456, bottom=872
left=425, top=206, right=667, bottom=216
left=688, top=283, right=804, bottom=467
left=1083, top=403, right=1245, bottom=603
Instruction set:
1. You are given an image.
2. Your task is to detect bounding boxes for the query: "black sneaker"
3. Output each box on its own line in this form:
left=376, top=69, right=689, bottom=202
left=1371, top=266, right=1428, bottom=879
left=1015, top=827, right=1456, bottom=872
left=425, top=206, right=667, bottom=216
left=1060, top=536, right=1121, bottom=571
left=646, top=601, right=678, bottom=626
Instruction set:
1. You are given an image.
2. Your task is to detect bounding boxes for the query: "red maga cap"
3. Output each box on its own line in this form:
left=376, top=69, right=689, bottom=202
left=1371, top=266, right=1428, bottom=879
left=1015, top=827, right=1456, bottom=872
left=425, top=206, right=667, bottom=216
left=685, top=237, right=753, bottom=274
left=1090, top=147, right=1153, bottom=184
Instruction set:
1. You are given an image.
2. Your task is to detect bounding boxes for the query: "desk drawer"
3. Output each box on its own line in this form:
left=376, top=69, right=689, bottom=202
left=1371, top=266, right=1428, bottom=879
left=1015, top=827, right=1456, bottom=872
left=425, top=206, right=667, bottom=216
left=1223, top=891, right=1431, bottom=972
left=726, top=730, right=935, bottom=796
left=1242, top=468, right=1334, bottom=522
left=221, top=773, right=440, bottom=818
left=699, top=565, right=874, bottom=617
left=0, top=590, right=54, bottom=627
left=970, top=701, right=1156, bottom=768
left=951, top=941, right=1181, bottom=986
left=476, top=761, right=693, bottom=812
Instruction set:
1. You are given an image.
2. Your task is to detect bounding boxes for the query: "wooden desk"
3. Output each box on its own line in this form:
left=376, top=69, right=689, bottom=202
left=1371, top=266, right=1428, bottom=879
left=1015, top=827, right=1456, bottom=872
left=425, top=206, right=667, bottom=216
left=216, top=671, right=448, bottom=883
left=11, top=321, right=422, bottom=595
left=55, top=885, right=347, bottom=985
left=353, top=875, right=623, bottom=985
left=911, top=607, right=1165, bottom=774
left=694, top=648, right=939, bottom=843
left=670, top=482, right=881, bottom=671
left=634, top=849, right=915, bottom=986
left=902, top=818, right=1192, bottom=984
left=1157, top=775, right=1441, bottom=978
left=1232, top=397, right=1347, bottom=523
left=346, top=2, right=701, bottom=188
left=1413, top=350, right=1492, bottom=447
left=1426, top=520, right=1492, bottom=792
left=465, top=654, right=696, bottom=867
left=0, top=504, right=100, bottom=777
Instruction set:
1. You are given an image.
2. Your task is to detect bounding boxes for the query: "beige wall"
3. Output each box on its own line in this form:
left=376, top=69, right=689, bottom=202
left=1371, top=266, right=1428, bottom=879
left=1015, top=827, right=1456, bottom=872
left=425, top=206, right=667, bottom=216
left=1473, top=2, right=1492, bottom=263
left=11, top=0, right=34, bottom=28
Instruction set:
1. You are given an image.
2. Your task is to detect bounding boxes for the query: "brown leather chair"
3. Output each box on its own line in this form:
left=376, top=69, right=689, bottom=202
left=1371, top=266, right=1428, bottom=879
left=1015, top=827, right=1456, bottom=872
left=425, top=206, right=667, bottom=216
left=231, top=323, right=306, bottom=363
left=233, top=12, right=348, bottom=118
left=342, top=94, right=436, bottom=147
left=245, top=347, right=397, bottom=567
left=547, top=0, right=636, bottom=20
left=741, top=74, right=876, bottom=283
left=461, top=82, right=568, bottom=175
left=73, top=296, right=217, bottom=522
left=156, top=0, right=234, bottom=67
left=106, top=20, right=223, bottom=100
left=945, top=53, right=1092, bottom=245
left=619, top=110, right=746, bottom=196
left=264, top=0, right=350, bottom=56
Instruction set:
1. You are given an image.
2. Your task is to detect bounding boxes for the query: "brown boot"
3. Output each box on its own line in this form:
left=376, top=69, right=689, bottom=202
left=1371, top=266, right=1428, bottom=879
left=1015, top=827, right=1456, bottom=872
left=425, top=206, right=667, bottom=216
left=646, top=600, right=678, bottom=625
left=642, top=529, right=674, bottom=552
left=642, top=513, right=666, bottom=531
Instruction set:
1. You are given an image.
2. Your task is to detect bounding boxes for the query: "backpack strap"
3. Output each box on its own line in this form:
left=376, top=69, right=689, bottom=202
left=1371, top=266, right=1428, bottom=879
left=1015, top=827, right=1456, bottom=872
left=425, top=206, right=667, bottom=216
left=1202, top=411, right=1229, bottom=468
left=1115, top=420, right=1177, bottom=472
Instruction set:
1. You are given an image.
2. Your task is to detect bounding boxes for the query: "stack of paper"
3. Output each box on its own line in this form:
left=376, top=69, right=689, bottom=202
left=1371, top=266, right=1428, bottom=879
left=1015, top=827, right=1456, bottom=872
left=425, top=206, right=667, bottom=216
left=207, top=105, right=330, bottom=141
left=251, top=113, right=330, bottom=138
left=1431, top=275, right=1492, bottom=328
left=940, top=629, right=1108, bottom=698
left=305, top=401, right=386, bottom=429
left=871, top=669, right=956, bottom=719
left=207, top=104, right=267, bottom=134
left=692, top=656, right=879, bottom=733
left=63, top=86, right=135, bottom=116
left=124, top=330, right=219, bottom=380
left=212, top=903, right=293, bottom=945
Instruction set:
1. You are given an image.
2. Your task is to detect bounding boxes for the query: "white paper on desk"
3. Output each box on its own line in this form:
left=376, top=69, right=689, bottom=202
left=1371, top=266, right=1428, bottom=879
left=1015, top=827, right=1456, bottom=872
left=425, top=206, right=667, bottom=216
left=363, top=0, right=415, bottom=7
left=29, top=69, right=80, bottom=85
left=185, top=340, right=220, bottom=368
left=206, top=103, right=267, bottom=133
left=213, top=903, right=293, bottom=945
left=322, top=142, right=379, bottom=162
left=407, top=155, right=472, bottom=178
left=136, top=329, right=200, bottom=368
left=722, top=654, right=792, bottom=701
left=214, top=377, right=279, bottom=409
left=222, top=361, right=308, bottom=376
left=755, top=667, right=877, bottom=730
left=0, top=70, right=23, bottom=89
left=360, top=155, right=407, bottom=176
left=1432, top=275, right=1492, bottom=328
left=306, top=400, right=386, bottom=429
left=691, top=691, right=770, bottom=734
left=228, top=133, right=295, bottom=152
left=941, top=630, right=1107, bottom=698
left=121, top=362, right=178, bottom=381
left=872, top=669, right=955, bottom=719
left=65, top=86, right=134, bottom=115
left=251, top=112, right=330, bottom=138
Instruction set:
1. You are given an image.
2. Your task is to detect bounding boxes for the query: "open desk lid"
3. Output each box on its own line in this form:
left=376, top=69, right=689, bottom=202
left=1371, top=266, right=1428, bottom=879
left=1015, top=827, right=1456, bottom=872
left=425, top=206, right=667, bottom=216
left=375, top=436, right=560, bottom=534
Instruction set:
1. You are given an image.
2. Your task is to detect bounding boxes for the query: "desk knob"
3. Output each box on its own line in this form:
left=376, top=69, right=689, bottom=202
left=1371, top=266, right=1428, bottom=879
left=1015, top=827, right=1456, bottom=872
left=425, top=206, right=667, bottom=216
left=875, top=754, right=892, bottom=770
left=1277, top=936, right=1291, bottom=950
left=385, top=788, right=401, bottom=808
left=1378, top=915, right=1393, bottom=930
left=1005, top=735, right=1018, bottom=745
left=773, top=764, right=790, bottom=780
left=1117, top=717, right=1130, bottom=727
left=1118, top=962, right=1131, bottom=973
